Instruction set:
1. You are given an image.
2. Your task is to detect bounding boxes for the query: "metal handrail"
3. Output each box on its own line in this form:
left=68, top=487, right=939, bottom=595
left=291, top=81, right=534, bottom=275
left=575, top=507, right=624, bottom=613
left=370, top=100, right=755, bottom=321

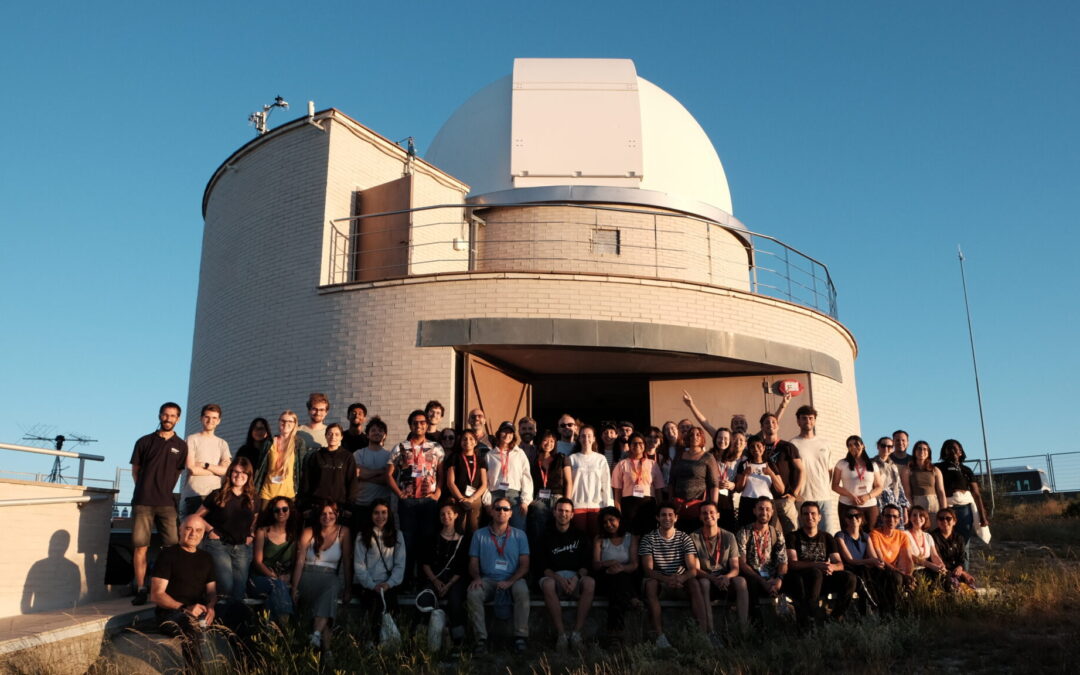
left=326, top=201, right=839, bottom=318
left=0, top=495, right=110, bottom=508
left=0, top=441, right=106, bottom=486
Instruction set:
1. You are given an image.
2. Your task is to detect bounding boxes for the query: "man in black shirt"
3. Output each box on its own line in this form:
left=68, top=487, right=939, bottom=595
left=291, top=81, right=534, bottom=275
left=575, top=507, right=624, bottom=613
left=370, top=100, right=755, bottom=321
left=151, top=515, right=218, bottom=667
left=538, top=498, right=595, bottom=652
left=130, top=402, right=188, bottom=605
left=342, top=403, right=369, bottom=452
left=784, top=501, right=856, bottom=626
left=755, top=412, right=803, bottom=533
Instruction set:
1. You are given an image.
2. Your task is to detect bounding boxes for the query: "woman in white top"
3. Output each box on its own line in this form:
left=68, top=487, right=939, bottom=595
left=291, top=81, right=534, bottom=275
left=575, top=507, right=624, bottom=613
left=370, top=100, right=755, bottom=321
left=353, top=498, right=407, bottom=641
left=292, top=500, right=351, bottom=654
left=570, top=425, right=613, bottom=538
left=592, top=506, right=639, bottom=640
left=485, top=422, right=533, bottom=530
left=832, top=435, right=884, bottom=530
left=906, top=505, right=946, bottom=584
left=734, top=436, right=784, bottom=529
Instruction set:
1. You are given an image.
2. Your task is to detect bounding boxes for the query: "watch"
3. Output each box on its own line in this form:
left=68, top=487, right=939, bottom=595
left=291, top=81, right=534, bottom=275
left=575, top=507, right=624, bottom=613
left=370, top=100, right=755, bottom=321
left=203, top=462, right=209, bottom=470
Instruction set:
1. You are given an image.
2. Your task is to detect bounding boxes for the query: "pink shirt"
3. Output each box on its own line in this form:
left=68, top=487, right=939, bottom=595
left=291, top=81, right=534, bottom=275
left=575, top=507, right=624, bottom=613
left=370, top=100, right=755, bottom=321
left=611, top=457, right=665, bottom=498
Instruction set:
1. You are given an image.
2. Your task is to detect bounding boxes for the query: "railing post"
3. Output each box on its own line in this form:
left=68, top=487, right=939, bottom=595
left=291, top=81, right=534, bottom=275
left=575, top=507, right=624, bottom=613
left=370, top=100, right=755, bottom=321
left=1047, top=453, right=1057, bottom=492
left=77, top=458, right=86, bottom=486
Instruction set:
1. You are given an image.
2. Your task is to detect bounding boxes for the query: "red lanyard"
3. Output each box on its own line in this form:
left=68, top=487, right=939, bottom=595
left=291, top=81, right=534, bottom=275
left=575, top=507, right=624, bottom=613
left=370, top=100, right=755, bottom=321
left=498, top=448, right=510, bottom=485
left=632, top=458, right=646, bottom=485
left=855, top=461, right=866, bottom=483
left=753, top=528, right=771, bottom=566
left=490, top=528, right=509, bottom=556
left=462, top=454, right=477, bottom=485
left=410, top=444, right=428, bottom=473
left=539, top=457, right=550, bottom=488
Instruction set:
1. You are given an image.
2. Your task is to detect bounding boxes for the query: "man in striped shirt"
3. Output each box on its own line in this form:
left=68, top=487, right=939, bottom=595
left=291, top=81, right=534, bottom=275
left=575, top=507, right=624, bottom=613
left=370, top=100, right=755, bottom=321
left=639, top=503, right=708, bottom=648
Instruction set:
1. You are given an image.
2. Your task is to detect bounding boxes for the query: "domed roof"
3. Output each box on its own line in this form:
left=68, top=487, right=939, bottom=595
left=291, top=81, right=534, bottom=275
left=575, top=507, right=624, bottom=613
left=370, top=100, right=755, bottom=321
left=426, top=58, right=734, bottom=220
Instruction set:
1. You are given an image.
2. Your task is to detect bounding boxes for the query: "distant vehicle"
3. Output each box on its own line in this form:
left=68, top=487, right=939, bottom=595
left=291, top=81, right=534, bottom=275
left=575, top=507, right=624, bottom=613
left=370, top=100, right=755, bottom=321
left=976, top=465, right=1053, bottom=496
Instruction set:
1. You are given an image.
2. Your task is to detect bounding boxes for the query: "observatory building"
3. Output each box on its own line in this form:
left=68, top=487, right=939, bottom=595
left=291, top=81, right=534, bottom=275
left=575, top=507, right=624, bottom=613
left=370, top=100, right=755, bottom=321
left=190, top=58, right=859, bottom=449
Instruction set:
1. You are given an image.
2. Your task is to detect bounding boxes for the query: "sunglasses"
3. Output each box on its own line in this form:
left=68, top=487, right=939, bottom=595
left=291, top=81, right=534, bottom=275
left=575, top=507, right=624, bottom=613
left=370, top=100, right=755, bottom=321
left=936, top=516, right=955, bottom=522
left=492, top=506, right=513, bottom=512
left=273, top=507, right=290, bottom=514
left=844, top=513, right=863, bottom=520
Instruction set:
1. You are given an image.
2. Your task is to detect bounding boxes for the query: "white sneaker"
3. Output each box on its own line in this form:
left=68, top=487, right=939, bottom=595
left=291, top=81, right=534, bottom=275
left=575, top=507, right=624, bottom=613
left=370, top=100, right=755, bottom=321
left=655, top=633, right=672, bottom=648
left=309, top=630, right=322, bottom=648
left=555, top=632, right=569, bottom=652
left=569, top=631, right=584, bottom=649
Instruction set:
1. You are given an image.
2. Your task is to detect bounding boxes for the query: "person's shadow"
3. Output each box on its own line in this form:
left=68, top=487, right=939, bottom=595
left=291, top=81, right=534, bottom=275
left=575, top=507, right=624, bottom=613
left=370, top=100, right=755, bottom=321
left=21, top=530, right=82, bottom=613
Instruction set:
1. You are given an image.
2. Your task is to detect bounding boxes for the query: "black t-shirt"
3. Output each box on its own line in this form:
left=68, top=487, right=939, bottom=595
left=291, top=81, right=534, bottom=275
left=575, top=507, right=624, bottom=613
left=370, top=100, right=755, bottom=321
left=530, top=453, right=568, bottom=496
left=152, top=545, right=216, bottom=606
left=932, top=528, right=967, bottom=570
left=420, top=532, right=470, bottom=581
left=450, top=453, right=485, bottom=494
left=201, top=490, right=258, bottom=544
left=762, top=438, right=801, bottom=497
left=300, top=448, right=357, bottom=507
left=784, top=529, right=838, bottom=564
left=936, top=462, right=976, bottom=494
left=130, top=432, right=188, bottom=507
left=538, top=526, right=590, bottom=574
left=342, top=429, right=369, bottom=453
left=236, top=439, right=270, bottom=472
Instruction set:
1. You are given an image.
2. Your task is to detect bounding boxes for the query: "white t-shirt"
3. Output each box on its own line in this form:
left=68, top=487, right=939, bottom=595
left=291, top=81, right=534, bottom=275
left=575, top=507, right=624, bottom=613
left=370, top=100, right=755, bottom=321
left=789, top=435, right=834, bottom=502
left=835, top=459, right=877, bottom=507
left=569, top=452, right=613, bottom=510
left=181, top=433, right=231, bottom=499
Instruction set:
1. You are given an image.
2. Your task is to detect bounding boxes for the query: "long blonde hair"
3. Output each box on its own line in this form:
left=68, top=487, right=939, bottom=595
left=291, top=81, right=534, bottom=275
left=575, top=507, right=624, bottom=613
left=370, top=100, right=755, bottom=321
left=272, top=410, right=299, bottom=473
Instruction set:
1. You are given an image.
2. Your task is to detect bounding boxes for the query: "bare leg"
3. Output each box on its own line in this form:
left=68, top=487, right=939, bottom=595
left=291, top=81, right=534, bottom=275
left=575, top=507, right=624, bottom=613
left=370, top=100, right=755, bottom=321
left=540, top=578, right=566, bottom=635
left=133, top=546, right=148, bottom=588
left=687, top=579, right=708, bottom=631
left=644, top=579, right=663, bottom=635
left=732, top=576, right=749, bottom=625
left=314, top=617, right=330, bottom=650
left=575, top=577, right=595, bottom=632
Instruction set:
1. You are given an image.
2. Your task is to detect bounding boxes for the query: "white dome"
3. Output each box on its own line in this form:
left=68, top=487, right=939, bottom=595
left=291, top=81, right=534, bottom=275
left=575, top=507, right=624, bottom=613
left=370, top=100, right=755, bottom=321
left=426, top=58, right=734, bottom=219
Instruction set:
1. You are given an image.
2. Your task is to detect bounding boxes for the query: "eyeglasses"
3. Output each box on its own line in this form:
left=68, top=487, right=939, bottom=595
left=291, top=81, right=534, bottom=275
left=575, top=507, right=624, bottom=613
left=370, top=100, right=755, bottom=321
left=879, top=444, right=894, bottom=449
left=936, top=516, right=955, bottom=522
left=882, top=514, right=900, bottom=520
left=843, top=513, right=863, bottom=520
left=492, top=506, right=512, bottom=512
left=273, top=507, right=290, bottom=514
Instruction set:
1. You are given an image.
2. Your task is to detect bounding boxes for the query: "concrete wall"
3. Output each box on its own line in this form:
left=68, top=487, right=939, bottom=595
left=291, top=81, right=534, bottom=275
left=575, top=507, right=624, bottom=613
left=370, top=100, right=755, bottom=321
left=0, top=480, right=116, bottom=619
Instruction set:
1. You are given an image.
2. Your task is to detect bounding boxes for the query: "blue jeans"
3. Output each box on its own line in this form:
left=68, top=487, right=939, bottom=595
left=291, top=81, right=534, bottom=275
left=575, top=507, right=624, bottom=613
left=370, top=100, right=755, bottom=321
left=953, top=503, right=974, bottom=567
left=251, top=574, right=294, bottom=617
left=201, top=537, right=252, bottom=601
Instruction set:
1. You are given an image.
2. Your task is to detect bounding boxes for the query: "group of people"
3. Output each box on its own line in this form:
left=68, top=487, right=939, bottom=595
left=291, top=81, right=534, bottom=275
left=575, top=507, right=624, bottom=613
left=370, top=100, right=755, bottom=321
left=129, top=392, right=989, bottom=660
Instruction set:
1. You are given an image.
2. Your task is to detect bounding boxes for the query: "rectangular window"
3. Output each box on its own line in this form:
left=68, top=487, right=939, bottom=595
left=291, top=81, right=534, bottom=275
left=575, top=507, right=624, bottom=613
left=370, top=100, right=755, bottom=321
left=592, top=227, right=620, bottom=255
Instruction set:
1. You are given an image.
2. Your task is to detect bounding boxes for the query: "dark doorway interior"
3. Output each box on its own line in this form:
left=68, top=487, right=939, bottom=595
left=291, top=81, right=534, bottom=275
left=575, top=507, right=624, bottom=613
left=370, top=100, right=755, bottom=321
left=531, top=376, right=650, bottom=433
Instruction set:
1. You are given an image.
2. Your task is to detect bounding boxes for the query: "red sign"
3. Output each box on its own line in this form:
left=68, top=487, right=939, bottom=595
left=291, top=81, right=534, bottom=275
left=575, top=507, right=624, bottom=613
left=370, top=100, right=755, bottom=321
left=773, top=379, right=804, bottom=397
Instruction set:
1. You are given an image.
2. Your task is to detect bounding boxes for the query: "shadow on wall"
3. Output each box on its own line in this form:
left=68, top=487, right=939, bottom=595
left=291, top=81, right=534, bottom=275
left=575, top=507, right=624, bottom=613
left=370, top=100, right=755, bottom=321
left=21, top=530, right=82, bottom=613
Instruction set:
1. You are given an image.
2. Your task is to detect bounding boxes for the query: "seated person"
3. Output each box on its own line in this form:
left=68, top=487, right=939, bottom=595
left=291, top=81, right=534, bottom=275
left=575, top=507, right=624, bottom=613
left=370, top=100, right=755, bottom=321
left=466, top=496, right=531, bottom=654
left=592, top=507, right=639, bottom=644
left=868, top=504, right=913, bottom=612
left=835, top=506, right=887, bottom=612
left=784, top=501, right=857, bottom=626
left=353, top=498, right=406, bottom=643
left=640, top=503, right=708, bottom=648
left=931, top=507, right=977, bottom=591
left=538, top=498, right=595, bottom=652
left=692, top=501, right=749, bottom=630
left=150, top=516, right=218, bottom=668
left=736, top=498, right=788, bottom=605
left=419, top=502, right=470, bottom=646
left=906, top=505, right=948, bottom=584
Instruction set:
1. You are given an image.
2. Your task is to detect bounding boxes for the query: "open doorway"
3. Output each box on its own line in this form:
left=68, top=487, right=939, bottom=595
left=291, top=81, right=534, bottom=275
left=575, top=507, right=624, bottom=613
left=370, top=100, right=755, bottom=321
left=531, top=376, right=650, bottom=433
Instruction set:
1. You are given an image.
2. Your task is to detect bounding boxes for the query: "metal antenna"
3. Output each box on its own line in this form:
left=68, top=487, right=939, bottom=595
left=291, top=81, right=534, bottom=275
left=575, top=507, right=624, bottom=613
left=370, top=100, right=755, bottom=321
left=21, top=429, right=98, bottom=484
left=958, top=246, right=994, bottom=514
left=248, top=95, right=290, bottom=136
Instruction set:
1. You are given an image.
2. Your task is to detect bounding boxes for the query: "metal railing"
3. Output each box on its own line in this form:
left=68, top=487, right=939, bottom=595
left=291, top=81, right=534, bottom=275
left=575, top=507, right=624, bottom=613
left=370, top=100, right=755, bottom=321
left=0, top=441, right=106, bottom=486
left=970, top=451, right=1080, bottom=494
left=326, top=202, right=839, bottom=319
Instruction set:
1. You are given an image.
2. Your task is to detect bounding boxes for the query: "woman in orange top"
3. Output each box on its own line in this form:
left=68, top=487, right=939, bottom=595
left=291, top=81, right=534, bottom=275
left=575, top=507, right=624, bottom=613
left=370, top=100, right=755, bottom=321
left=611, top=433, right=666, bottom=535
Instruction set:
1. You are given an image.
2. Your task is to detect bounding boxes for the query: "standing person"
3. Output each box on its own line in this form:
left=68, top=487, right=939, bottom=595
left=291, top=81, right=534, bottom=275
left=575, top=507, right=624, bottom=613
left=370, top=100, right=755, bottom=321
left=467, top=409, right=492, bottom=455
left=611, top=432, right=665, bottom=535
left=130, top=402, right=188, bottom=606
left=251, top=496, right=299, bottom=622
left=419, top=503, right=470, bottom=647
left=236, top=418, right=272, bottom=471
left=681, top=390, right=721, bottom=441
left=150, top=516, right=217, bottom=669
left=292, top=500, right=351, bottom=655
left=517, top=416, right=538, bottom=461
left=528, top=430, right=572, bottom=546
left=868, top=504, right=913, bottom=609
left=873, top=437, right=910, bottom=528
left=931, top=508, right=978, bottom=591
left=297, top=393, right=330, bottom=450
left=598, top=423, right=622, bottom=472
left=425, top=400, right=446, bottom=442
left=935, top=439, right=990, bottom=566
left=788, top=406, right=838, bottom=536
left=715, top=431, right=744, bottom=534
left=902, top=441, right=947, bottom=521
left=710, top=427, right=732, bottom=464
left=181, top=404, right=232, bottom=517
left=668, top=427, right=720, bottom=533
left=467, top=496, right=531, bottom=655
left=644, top=426, right=672, bottom=484
left=735, top=436, right=784, bottom=529
left=736, top=499, right=788, bottom=607
left=592, top=507, right=638, bottom=647
left=341, top=403, right=369, bottom=453
left=353, top=498, right=407, bottom=642
left=784, top=501, right=857, bottom=627
left=537, top=498, right=595, bottom=652
left=387, top=410, right=444, bottom=584
left=194, top=457, right=258, bottom=605
left=255, top=410, right=310, bottom=502
left=639, top=503, right=708, bottom=648
left=660, top=421, right=681, bottom=466
left=832, top=436, right=883, bottom=529
left=569, top=425, right=613, bottom=538
left=756, top=413, right=803, bottom=533
left=692, top=501, right=748, bottom=630
left=352, top=417, right=392, bottom=529
left=556, top=414, right=579, bottom=456
left=446, top=429, right=489, bottom=532
left=730, top=415, right=749, bottom=437
left=891, top=430, right=913, bottom=468
left=300, top=423, right=357, bottom=515
left=486, top=421, right=533, bottom=530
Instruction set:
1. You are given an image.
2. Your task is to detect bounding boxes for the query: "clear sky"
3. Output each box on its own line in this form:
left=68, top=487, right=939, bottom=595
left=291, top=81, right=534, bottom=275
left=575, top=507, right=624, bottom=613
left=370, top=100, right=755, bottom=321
left=2, top=2, right=1077, bottom=492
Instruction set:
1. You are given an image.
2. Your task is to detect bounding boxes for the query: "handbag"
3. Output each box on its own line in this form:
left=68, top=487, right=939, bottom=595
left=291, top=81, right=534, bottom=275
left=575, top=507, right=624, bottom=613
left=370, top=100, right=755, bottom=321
left=379, top=589, right=401, bottom=645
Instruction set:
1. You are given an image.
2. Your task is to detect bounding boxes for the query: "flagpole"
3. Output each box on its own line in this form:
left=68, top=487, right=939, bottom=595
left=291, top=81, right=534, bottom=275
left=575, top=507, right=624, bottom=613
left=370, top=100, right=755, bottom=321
left=958, top=246, right=994, bottom=514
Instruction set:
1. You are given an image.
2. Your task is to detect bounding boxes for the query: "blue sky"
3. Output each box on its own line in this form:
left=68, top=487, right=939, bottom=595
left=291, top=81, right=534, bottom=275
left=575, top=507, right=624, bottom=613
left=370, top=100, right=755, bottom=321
left=2, top=2, right=1077, bottom=491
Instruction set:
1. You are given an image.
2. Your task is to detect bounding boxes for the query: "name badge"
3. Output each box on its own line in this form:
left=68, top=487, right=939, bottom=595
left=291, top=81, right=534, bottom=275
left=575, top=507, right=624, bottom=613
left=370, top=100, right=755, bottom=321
left=494, top=558, right=509, bottom=572
left=464, top=485, right=476, bottom=497
left=759, top=568, right=771, bottom=579
left=270, top=475, right=284, bottom=484
left=632, top=485, right=646, bottom=498
left=719, top=488, right=730, bottom=497
left=412, top=467, right=425, bottom=478
left=497, top=481, right=510, bottom=491
left=538, top=489, right=552, bottom=500
left=856, top=484, right=870, bottom=495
